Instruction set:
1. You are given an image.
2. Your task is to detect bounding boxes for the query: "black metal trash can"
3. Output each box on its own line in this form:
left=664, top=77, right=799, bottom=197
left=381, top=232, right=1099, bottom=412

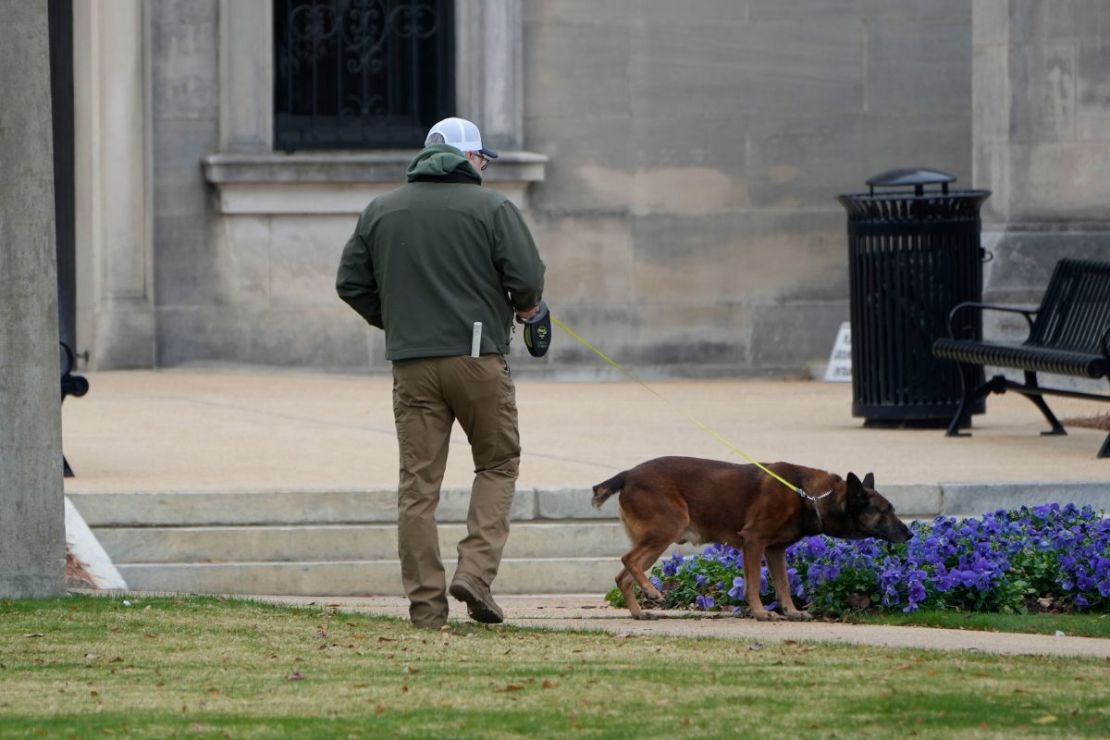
left=837, top=169, right=991, bottom=426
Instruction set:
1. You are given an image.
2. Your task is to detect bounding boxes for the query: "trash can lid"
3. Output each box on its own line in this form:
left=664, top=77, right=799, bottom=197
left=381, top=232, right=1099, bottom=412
left=866, top=168, right=956, bottom=187
left=866, top=168, right=956, bottom=196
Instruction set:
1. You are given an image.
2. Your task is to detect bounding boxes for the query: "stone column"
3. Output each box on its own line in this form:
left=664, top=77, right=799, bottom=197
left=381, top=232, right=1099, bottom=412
left=973, top=0, right=1110, bottom=305
left=73, top=0, right=155, bottom=368
left=0, top=1, right=65, bottom=597
left=456, top=0, right=524, bottom=150
left=220, top=0, right=273, bottom=153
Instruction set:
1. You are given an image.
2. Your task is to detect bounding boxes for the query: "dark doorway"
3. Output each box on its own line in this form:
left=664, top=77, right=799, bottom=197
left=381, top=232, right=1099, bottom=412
left=48, top=0, right=76, bottom=355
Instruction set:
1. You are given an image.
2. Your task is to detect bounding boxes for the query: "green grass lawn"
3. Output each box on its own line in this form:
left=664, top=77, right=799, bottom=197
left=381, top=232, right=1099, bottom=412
left=0, top=595, right=1106, bottom=738
left=847, top=609, right=1110, bottom=639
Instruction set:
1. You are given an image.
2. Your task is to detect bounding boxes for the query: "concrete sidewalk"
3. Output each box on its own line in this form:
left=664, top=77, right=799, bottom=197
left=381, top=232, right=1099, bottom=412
left=261, top=594, right=1110, bottom=659
left=62, top=369, right=1109, bottom=499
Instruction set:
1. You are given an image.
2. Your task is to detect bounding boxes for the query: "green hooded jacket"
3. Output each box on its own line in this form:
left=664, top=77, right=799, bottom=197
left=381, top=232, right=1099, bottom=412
left=336, top=144, right=546, bottom=361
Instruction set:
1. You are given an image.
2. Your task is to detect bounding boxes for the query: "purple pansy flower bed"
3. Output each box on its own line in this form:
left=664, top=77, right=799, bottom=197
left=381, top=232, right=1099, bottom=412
left=609, top=504, right=1109, bottom=615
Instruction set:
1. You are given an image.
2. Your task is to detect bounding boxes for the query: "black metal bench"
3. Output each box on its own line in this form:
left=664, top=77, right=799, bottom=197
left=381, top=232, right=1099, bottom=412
left=60, top=341, right=88, bottom=477
left=932, top=258, right=1110, bottom=457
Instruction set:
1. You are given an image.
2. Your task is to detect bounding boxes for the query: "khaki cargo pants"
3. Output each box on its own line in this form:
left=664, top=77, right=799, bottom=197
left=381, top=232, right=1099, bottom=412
left=391, top=354, right=520, bottom=626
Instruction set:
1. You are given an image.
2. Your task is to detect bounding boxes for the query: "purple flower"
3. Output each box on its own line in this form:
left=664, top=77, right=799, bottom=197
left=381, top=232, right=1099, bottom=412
left=728, top=577, right=746, bottom=601
left=637, top=502, right=1109, bottom=616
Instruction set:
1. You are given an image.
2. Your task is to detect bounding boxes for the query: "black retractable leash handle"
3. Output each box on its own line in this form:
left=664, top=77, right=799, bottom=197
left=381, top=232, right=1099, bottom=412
left=519, top=301, right=551, bottom=357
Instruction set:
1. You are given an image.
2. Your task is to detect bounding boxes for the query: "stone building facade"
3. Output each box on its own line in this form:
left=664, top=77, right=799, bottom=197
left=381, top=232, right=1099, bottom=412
left=68, top=1, right=1106, bottom=376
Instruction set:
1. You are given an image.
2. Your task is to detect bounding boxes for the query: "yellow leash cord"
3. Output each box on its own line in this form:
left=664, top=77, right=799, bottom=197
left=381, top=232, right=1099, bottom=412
left=551, top=316, right=807, bottom=498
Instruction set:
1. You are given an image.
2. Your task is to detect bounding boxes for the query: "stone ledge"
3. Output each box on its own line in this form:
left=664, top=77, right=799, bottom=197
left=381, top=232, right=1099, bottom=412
left=202, top=150, right=548, bottom=215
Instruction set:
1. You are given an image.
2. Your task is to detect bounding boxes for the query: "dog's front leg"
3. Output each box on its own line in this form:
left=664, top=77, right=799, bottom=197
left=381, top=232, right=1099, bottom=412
left=766, top=545, right=810, bottom=621
left=741, top=542, right=780, bottom=621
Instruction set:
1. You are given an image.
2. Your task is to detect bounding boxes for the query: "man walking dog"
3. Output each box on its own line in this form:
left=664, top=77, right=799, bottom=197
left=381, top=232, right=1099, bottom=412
left=337, top=117, right=546, bottom=629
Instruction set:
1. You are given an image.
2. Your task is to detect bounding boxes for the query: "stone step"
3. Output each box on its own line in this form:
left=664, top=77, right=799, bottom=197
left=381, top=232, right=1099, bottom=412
left=69, top=488, right=614, bottom=527
left=95, top=521, right=651, bottom=564
left=116, top=558, right=626, bottom=596
left=69, top=482, right=951, bottom=529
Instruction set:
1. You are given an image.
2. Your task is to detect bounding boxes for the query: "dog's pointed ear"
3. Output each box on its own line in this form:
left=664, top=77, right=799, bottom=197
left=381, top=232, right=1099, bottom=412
left=862, top=472, right=875, bottom=489
left=846, top=472, right=868, bottom=507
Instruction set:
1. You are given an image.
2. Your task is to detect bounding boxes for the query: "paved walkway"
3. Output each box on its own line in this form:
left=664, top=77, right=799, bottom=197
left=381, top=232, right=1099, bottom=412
left=62, top=369, right=1109, bottom=495
left=260, top=594, right=1110, bottom=659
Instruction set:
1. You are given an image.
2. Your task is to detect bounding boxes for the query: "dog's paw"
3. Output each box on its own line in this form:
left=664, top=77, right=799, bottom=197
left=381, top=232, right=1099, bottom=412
left=752, top=610, right=783, bottom=622
left=784, top=610, right=812, bottom=621
left=634, top=611, right=660, bottom=621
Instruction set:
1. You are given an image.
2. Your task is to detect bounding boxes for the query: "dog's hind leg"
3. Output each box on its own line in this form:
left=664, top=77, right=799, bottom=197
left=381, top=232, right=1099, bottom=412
left=766, top=545, right=810, bottom=621
left=620, top=538, right=671, bottom=603
left=615, top=567, right=646, bottom=619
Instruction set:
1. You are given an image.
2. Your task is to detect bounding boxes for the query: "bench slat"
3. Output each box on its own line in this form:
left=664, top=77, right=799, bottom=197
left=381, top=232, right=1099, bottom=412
left=933, top=338, right=1108, bottom=378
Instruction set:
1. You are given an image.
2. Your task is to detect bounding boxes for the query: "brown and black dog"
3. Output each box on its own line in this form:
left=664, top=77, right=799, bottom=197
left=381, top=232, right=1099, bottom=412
left=592, top=456, right=912, bottom=621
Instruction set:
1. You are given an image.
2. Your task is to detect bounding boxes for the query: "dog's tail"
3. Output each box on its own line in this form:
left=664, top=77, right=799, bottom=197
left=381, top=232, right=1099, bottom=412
left=591, top=471, right=627, bottom=509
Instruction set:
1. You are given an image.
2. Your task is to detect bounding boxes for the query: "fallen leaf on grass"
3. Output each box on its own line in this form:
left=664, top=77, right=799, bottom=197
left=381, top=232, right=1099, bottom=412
left=542, top=680, right=555, bottom=689
left=286, top=672, right=305, bottom=681
left=496, top=684, right=524, bottom=693
left=1033, top=716, right=1057, bottom=725
left=23, top=633, right=44, bottom=638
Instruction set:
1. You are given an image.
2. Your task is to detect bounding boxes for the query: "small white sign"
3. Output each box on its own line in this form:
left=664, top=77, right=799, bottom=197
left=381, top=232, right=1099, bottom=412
left=824, top=322, right=852, bottom=383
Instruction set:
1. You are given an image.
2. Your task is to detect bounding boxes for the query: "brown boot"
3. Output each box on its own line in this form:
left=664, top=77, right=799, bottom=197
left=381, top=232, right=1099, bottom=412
left=449, top=575, right=504, bottom=624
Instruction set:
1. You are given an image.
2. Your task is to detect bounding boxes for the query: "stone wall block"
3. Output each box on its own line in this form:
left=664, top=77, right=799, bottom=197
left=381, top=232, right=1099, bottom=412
left=861, top=114, right=974, bottom=186
left=748, top=301, right=848, bottom=368
left=155, top=214, right=220, bottom=307
left=630, top=21, right=863, bottom=119
left=269, top=217, right=356, bottom=307
left=1009, top=43, right=1076, bottom=143
left=1021, top=142, right=1110, bottom=219
left=1075, top=42, right=1110, bottom=141
left=973, top=44, right=1011, bottom=144
left=972, top=0, right=1010, bottom=46
left=523, top=114, right=634, bottom=212
left=151, top=4, right=219, bottom=120
left=522, top=21, right=630, bottom=117
left=631, top=211, right=844, bottom=306
left=865, top=19, right=972, bottom=117
left=215, top=216, right=271, bottom=306
left=529, top=214, right=633, bottom=305
left=748, top=114, right=865, bottom=209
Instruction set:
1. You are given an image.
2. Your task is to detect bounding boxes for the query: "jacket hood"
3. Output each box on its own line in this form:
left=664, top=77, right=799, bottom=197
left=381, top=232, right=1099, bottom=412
left=406, top=144, right=482, bottom=183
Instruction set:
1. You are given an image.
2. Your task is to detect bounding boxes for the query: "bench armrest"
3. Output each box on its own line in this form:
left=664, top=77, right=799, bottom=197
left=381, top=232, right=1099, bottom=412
left=947, top=302, right=1037, bottom=340
left=1102, top=325, right=1110, bottom=359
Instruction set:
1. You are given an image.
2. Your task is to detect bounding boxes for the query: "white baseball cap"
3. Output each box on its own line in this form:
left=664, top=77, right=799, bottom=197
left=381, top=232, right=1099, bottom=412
left=425, top=117, right=499, bottom=159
